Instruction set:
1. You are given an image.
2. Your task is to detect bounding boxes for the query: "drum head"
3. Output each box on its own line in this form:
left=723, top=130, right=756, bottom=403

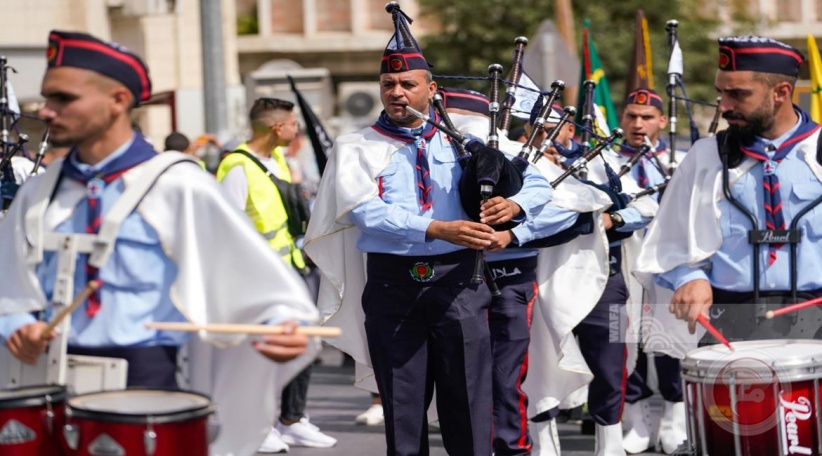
left=682, top=339, right=822, bottom=383
left=0, top=384, right=67, bottom=409
left=68, top=390, right=212, bottom=424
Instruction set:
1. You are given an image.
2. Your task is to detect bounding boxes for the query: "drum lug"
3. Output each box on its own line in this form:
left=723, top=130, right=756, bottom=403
left=45, top=394, right=54, bottom=435
left=207, top=408, right=221, bottom=443
left=63, top=423, right=79, bottom=450
left=144, top=421, right=157, bottom=455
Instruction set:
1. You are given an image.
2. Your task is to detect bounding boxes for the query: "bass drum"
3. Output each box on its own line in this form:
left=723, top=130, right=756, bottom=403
left=681, top=339, right=822, bottom=455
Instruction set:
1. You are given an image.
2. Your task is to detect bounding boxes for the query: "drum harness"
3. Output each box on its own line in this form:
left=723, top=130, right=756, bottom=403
left=717, top=129, right=822, bottom=336
left=20, top=152, right=198, bottom=386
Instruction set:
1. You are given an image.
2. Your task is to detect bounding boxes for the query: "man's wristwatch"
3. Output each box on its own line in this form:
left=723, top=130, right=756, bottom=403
left=608, top=212, right=625, bottom=229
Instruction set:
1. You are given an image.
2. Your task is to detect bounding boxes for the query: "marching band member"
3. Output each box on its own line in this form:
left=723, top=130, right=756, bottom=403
left=523, top=102, right=658, bottom=456
left=303, top=5, right=551, bottom=454
left=0, top=30, right=318, bottom=455
left=440, top=87, right=578, bottom=456
left=636, top=36, right=822, bottom=343
left=613, top=89, right=688, bottom=454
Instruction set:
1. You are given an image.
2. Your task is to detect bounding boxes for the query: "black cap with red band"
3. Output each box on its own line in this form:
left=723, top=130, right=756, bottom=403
left=380, top=2, right=431, bottom=74
left=717, top=36, right=805, bottom=77
left=624, top=88, right=664, bottom=113
left=47, top=30, right=152, bottom=106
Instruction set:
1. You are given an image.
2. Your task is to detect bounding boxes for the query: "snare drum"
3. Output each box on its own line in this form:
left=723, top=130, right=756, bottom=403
left=682, top=339, right=822, bottom=456
left=0, top=384, right=67, bottom=455
left=64, top=389, right=213, bottom=456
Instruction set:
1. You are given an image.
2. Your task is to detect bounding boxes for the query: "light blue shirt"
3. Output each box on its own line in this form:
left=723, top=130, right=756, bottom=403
left=656, top=119, right=822, bottom=292
left=487, top=204, right=580, bottom=262
left=349, top=129, right=552, bottom=256
left=0, top=136, right=190, bottom=347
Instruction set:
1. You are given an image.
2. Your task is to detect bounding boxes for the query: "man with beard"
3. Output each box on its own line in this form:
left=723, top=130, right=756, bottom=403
left=636, top=36, right=822, bottom=345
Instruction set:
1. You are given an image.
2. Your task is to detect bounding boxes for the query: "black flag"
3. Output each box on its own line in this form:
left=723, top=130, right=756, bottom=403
left=287, top=76, right=333, bottom=175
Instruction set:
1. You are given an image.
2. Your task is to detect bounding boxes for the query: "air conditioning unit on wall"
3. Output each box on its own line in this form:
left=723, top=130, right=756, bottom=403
left=337, top=82, right=382, bottom=129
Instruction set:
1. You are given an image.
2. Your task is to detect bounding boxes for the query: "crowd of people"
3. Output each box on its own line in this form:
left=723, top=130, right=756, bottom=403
left=1, top=3, right=821, bottom=456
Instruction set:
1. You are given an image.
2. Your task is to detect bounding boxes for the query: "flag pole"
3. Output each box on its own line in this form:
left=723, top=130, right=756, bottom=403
left=665, top=20, right=679, bottom=175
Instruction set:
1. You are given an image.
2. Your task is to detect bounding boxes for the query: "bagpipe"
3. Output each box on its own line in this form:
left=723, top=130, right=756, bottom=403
left=0, top=55, right=50, bottom=212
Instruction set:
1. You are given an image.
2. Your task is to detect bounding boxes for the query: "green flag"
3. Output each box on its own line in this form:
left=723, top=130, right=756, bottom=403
left=577, top=20, right=619, bottom=132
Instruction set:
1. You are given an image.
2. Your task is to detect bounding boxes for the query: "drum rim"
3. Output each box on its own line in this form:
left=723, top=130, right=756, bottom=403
left=67, top=389, right=213, bottom=424
left=0, top=384, right=67, bottom=409
left=681, top=339, right=822, bottom=382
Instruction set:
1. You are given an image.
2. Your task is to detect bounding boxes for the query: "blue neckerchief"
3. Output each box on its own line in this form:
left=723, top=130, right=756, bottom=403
left=371, top=108, right=439, bottom=143
left=739, top=109, right=819, bottom=266
left=371, top=108, right=440, bottom=210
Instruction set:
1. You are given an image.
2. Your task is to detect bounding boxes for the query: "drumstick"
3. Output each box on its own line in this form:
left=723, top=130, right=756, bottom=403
left=40, top=280, right=101, bottom=341
left=145, top=322, right=342, bottom=337
left=697, top=314, right=734, bottom=352
left=765, top=296, right=822, bottom=319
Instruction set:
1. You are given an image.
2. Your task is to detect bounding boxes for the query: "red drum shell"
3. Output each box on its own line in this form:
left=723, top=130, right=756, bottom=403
left=65, top=389, right=213, bottom=456
left=0, top=384, right=67, bottom=456
left=682, top=340, right=822, bottom=456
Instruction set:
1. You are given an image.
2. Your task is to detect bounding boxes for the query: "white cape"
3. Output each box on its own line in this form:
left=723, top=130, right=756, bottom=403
left=0, top=155, right=320, bottom=456
left=633, top=134, right=822, bottom=358
left=304, top=114, right=536, bottom=392
left=523, top=151, right=657, bottom=416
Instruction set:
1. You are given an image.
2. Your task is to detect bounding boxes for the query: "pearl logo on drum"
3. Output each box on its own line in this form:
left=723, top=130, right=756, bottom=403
left=779, top=394, right=813, bottom=455
left=0, top=419, right=36, bottom=444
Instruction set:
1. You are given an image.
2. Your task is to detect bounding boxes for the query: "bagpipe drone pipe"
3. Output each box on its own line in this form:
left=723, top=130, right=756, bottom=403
left=0, top=56, right=49, bottom=212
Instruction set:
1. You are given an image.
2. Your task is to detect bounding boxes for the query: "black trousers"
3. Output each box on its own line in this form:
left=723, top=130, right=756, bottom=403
left=279, top=266, right=320, bottom=421
left=364, top=250, right=492, bottom=456
left=68, top=345, right=178, bottom=389
left=624, top=353, right=683, bottom=403
left=487, top=257, right=537, bottom=456
left=573, top=271, right=629, bottom=425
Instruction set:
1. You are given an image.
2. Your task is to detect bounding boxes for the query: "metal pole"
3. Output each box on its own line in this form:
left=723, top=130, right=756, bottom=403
left=200, top=0, right=229, bottom=138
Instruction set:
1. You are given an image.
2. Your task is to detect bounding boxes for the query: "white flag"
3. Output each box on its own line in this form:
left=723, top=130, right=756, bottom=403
left=667, top=39, right=683, bottom=76
left=511, top=71, right=543, bottom=120
left=6, top=80, right=20, bottom=116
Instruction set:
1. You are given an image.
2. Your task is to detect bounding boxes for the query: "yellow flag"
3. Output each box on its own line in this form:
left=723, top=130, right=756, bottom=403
left=808, top=35, right=822, bottom=123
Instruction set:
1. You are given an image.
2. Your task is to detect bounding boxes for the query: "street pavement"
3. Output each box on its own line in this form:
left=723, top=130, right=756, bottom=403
left=259, top=346, right=669, bottom=456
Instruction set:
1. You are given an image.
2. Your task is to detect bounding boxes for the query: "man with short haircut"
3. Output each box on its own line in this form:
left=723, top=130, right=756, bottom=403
left=0, top=30, right=317, bottom=455
left=305, top=5, right=551, bottom=455
left=217, top=97, right=336, bottom=452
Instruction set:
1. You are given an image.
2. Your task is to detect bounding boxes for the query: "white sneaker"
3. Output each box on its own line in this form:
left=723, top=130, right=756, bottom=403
left=355, top=404, right=384, bottom=426
left=277, top=417, right=337, bottom=448
left=257, top=427, right=289, bottom=453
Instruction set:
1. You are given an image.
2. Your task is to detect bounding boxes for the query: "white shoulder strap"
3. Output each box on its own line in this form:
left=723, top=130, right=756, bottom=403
left=88, top=152, right=197, bottom=268
left=24, top=157, right=66, bottom=264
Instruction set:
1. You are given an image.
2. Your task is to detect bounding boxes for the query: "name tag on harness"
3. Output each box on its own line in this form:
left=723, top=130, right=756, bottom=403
left=748, top=229, right=801, bottom=244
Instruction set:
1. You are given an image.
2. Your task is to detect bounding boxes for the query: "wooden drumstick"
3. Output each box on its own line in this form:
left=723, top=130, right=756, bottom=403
left=765, top=296, right=822, bottom=319
left=145, top=322, right=342, bottom=337
left=40, top=280, right=101, bottom=341
left=697, top=314, right=734, bottom=352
